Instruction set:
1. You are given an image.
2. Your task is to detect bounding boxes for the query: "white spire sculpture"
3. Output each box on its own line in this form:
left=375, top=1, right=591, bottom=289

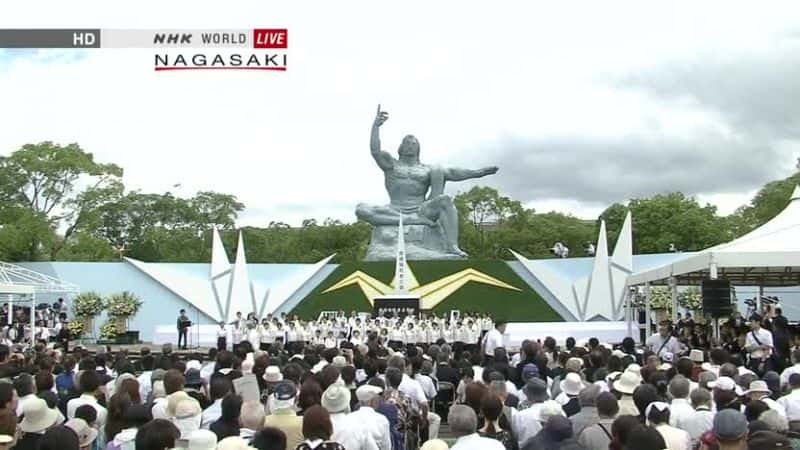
left=227, top=231, right=258, bottom=321
left=210, top=227, right=232, bottom=320
left=394, top=214, right=409, bottom=295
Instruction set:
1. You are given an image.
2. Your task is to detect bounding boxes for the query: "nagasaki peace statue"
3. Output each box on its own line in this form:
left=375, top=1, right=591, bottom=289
left=356, top=106, right=498, bottom=260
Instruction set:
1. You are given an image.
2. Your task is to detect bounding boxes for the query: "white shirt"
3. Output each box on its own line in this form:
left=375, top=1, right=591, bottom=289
left=348, top=406, right=392, bottom=450
left=484, top=328, right=504, bottom=356
left=414, top=374, right=437, bottom=401
left=151, top=397, right=169, bottom=420
left=137, top=371, right=153, bottom=403
left=669, top=398, right=696, bottom=428
left=655, top=424, right=691, bottom=450
left=67, top=393, right=108, bottom=427
left=450, top=433, right=506, bottom=450
left=646, top=333, right=682, bottom=357
left=511, top=403, right=543, bottom=447
left=681, top=408, right=714, bottom=448
left=399, top=374, right=428, bottom=405
left=330, top=412, right=379, bottom=450
left=780, top=364, right=800, bottom=388
left=746, top=328, right=774, bottom=357
left=779, top=389, right=800, bottom=421
left=16, top=393, right=37, bottom=417
left=201, top=399, right=222, bottom=429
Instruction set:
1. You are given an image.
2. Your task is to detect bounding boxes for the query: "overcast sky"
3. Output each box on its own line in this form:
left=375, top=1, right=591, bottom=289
left=1, top=2, right=799, bottom=226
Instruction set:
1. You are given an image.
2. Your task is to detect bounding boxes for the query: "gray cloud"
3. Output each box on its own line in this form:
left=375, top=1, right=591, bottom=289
left=463, top=34, right=800, bottom=207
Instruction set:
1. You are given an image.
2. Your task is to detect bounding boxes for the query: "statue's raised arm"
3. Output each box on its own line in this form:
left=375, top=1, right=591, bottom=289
left=444, top=165, right=499, bottom=181
left=370, top=104, right=395, bottom=171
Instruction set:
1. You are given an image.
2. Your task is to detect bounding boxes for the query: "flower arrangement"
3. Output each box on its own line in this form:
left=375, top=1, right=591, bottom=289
left=72, top=292, right=105, bottom=317
left=649, top=286, right=673, bottom=311
left=678, top=287, right=703, bottom=311
left=99, top=319, right=122, bottom=339
left=105, top=291, right=143, bottom=317
left=66, top=320, right=85, bottom=338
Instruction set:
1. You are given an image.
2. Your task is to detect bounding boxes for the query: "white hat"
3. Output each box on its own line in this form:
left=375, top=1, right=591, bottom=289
left=559, top=372, right=585, bottom=396
left=263, top=366, right=283, bottom=383
left=690, top=349, right=704, bottom=363
left=613, top=371, right=641, bottom=395
left=744, top=380, right=772, bottom=396
left=708, top=376, right=736, bottom=392
left=644, top=401, right=670, bottom=425
left=356, top=385, right=383, bottom=403
left=593, top=380, right=610, bottom=393
left=217, top=436, right=255, bottom=450
left=19, top=398, right=58, bottom=433
left=625, top=364, right=642, bottom=376
left=64, top=418, right=98, bottom=448
left=537, top=400, right=566, bottom=422
left=420, top=439, right=449, bottom=450
left=187, top=429, right=217, bottom=450
left=321, top=385, right=351, bottom=413
left=166, top=391, right=191, bottom=418
left=611, top=350, right=626, bottom=359
left=332, top=356, right=347, bottom=367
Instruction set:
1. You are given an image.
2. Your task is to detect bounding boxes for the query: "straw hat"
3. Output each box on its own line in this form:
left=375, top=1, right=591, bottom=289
left=217, top=436, right=255, bottom=450
left=321, top=385, right=351, bottom=413
left=64, top=418, right=98, bottom=448
left=559, top=373, right=585, bottom=396
left=538, top=400, right=566, bottom=422
left=19, top=398, right=58, bottom=433
left=187, top=429, right=217, bottom=450
left=744, top=380, right=772, bottom=396
left=690, top=349, right=704, bottom=363
left=263, top=366, right=283, bottom=383
left=166, top=391, right=191, bottom=418
left=613, top=371, right=641, bottom=395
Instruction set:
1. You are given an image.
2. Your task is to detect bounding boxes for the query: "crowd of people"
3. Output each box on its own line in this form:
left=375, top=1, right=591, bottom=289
left=0, top=306, right=797, bottom=450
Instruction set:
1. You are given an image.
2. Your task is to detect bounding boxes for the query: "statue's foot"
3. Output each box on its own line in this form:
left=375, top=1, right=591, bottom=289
left=448, top=246, right=469, bottom=257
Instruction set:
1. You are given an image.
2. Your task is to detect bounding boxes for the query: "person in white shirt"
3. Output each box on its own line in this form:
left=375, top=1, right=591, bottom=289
left=646, top=402, right=691, bottom=450
left=781, top=349, right=800, bottom=389
left=216, top=322, right=228, bottom=351
left=668, top=376, right=696, bottom=428
left=746, top=313, right=774, bottom=373
left=448, top=405, right=505, bottom=450
left=14, top=373, right=37, bottom=418
left=201, top=377, right=231, bottom=429
left=681, top=388, right=715, bottom=448
left=645, top=321, right=683, bottom=358
left=349, top=385, right=392, bottom=450
left=745, top=380, right=786, bottom=417
left=66, top=370, right=108, bottom=427
left=482, top=320, right=506, bottom=365
left=321, top=385, right=378, bottom=450
left=778, top=373, right=800, bottom=424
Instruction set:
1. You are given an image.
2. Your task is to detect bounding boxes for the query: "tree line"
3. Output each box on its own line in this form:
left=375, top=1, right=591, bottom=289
left=0, top=141, right=796, bottom=263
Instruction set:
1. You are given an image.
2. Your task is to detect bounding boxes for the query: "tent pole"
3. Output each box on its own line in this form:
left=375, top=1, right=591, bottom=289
left=758, top=285, right=765, bottom=316
left=6, top=294, right=11, bottom=326
left=625, top=287, right=632, bottom=338
left=30, top=292, right=36, bottom=347
left=670, top=277, right=678, bottom=323
left=644, top=281, right=651, bottom=344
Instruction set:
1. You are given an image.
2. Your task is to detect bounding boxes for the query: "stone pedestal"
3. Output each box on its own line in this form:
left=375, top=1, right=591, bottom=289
left=364, top=224, right=464, bottom=261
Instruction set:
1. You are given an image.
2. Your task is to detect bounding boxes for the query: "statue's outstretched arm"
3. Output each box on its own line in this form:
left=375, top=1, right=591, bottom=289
left=371, top=104, right=394, bottom=171
left=444, top=165, right=499, bottom=181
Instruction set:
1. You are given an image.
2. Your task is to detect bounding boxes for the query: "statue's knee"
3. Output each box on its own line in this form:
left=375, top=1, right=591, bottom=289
left=355, top=203, right=370, bottom=219
left=437, top=194, right=453, bottom=206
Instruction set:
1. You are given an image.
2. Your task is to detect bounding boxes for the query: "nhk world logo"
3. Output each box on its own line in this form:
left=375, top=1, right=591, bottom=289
left=153, top=29, right=287, bottom=72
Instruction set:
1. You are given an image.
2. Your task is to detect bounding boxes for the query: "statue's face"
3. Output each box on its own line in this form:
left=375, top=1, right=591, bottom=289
left=398, top=135, right=420, bottom=158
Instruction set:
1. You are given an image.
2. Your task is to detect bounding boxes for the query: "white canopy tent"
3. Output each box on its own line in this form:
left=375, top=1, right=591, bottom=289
left=625, top=185, right=800, bottom=337
left=0, top=262, right=80, bottom=344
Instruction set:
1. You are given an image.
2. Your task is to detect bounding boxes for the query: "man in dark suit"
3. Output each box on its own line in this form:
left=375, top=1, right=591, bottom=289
left=177, top=309, right=190, bottom=350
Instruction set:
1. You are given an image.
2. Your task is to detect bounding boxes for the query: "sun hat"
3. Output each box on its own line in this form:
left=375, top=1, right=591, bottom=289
left=19, top=398, right=59, bottom=433
left=187, top=429, right=217, bottom=450
left=690, top=349, right=704, bottom=363
left=173, top=397, right=202, bottom=437
left=521, top=363, right=539, bottom=381
left=420, top=439, right=449, bottom=450
left=217, top=436, right=256, bottom=450
left=559, top=372, right=585, bottom=396
left=263, top=366, right=283, bottom=383
left=321, top=385, right=351, bottom=414
left=624, top=363, right=642, bottom=376
left=165, top=391, right=191, bottom=418
left=537, top=400, right=566, bottom=422
left=744, top=380, right=772, bottom=396
left=708, top=376, right=736, bottom=392
left=612, top=371, right=641, bottom=395
left=332, top=356, right=347, bottom=367
left=565, top=357, right=583, bottom=372
left=64, top=418, right=98, bottom=448
left=273, top=381, right=298, bottom=410
left=356, top=385, right=383, bottom=403
left=523, top=377, right=549, bottom=403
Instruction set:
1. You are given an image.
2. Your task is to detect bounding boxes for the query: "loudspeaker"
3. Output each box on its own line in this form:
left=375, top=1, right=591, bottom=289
left=702, top=278, right=732, bottom=318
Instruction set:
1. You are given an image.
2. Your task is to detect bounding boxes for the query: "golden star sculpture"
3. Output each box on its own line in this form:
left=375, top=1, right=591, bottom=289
left=322, top=263, right=521, bottom=310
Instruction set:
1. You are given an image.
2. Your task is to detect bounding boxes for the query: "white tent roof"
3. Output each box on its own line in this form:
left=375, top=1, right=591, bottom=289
left=627, top=185, right=800, bottom=286
left=0, top=261, right=80, bottom=295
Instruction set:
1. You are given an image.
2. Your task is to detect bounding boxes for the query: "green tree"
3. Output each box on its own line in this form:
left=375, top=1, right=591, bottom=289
left=601, top=192, right=728, bottom=254
left=0, top=142, right=123, bottom=260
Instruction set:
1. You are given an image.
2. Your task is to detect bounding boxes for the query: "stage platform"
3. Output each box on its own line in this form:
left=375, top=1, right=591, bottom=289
left=154, top=321, right=630, bottom=350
